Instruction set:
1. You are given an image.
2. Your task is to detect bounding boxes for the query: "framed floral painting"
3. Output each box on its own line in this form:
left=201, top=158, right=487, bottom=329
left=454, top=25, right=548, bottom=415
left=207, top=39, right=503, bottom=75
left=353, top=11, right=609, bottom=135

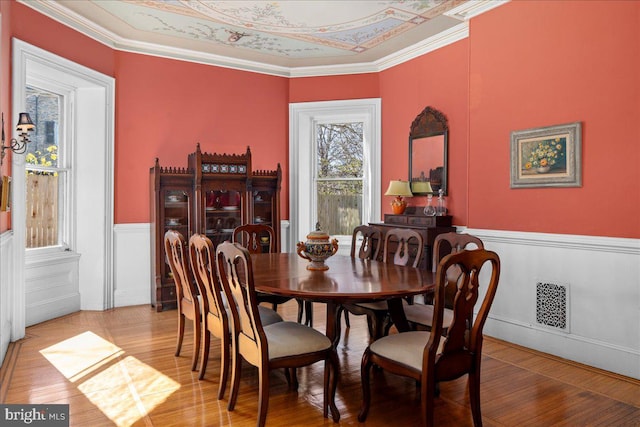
left=510, top=122, right=582, bottom=188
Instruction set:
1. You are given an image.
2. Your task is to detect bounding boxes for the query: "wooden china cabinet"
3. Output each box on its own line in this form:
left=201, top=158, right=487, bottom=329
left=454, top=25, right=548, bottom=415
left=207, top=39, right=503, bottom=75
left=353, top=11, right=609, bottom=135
left=150, top=144, right=281, bottom=311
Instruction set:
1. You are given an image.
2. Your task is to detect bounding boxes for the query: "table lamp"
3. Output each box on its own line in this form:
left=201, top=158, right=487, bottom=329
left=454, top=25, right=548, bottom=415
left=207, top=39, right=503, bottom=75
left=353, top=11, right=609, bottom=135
left=410, top=180, right=433, bottom=194
left=385, top=180, right=413, bottom=214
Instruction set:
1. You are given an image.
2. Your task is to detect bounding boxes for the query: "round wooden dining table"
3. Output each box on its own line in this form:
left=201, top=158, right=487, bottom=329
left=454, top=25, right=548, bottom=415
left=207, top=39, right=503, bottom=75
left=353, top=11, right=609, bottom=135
left=251, top=253, right=435, bottom=345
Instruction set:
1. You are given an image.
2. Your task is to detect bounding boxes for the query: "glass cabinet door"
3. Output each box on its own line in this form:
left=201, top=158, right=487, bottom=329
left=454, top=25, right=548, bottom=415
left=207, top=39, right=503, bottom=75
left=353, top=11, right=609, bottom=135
left=252, top=190, right=274, bottom=226
left=204, top=189, right=242, bottom=246
left=162, top=189, right=190, bottom=282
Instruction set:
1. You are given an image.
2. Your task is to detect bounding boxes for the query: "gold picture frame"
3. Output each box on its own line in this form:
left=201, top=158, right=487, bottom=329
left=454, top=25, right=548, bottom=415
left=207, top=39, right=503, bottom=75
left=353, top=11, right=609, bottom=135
left=1, top=175, right=11, bottom=212
left=510, top=122, right=582, bottom=188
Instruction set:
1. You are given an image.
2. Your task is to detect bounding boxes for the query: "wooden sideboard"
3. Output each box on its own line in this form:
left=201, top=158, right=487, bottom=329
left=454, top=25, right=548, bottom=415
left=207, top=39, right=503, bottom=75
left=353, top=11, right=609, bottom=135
left=370, top=213, right=455, bottom=271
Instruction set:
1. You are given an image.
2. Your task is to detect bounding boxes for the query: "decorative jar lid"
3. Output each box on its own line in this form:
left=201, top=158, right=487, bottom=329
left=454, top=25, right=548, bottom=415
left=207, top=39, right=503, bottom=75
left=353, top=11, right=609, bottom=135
left=306, top=223, right=329, bottom=241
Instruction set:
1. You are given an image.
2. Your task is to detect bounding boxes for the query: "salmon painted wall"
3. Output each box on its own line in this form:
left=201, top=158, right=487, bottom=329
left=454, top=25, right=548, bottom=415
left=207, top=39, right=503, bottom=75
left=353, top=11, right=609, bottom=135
left=289, top=73, right=379, bottom=103
left=379, top=40, right=470, bottom=226
left=115, top=52, right=289, bottom=223
left=0, top=1, right=12, bottom=232
left=468, top=1, right=640, bottom=238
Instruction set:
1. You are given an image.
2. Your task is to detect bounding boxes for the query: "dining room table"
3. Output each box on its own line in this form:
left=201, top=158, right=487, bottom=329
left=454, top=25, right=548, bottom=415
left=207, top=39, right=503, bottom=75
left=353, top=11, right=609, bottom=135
left=251, top=252, right=435, bottom=346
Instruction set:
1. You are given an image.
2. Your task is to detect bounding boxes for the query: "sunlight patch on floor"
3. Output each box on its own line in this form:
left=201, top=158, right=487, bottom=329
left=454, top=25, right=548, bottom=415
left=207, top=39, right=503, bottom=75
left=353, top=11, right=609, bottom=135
left=40, top=331, right=180, bottom=426
left=40, top=331, right=124, bottom=381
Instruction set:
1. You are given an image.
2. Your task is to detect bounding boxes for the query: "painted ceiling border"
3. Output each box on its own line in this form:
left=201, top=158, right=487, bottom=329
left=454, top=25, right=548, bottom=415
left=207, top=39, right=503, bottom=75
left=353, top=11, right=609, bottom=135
left=19, top=0, right=506, bottom=78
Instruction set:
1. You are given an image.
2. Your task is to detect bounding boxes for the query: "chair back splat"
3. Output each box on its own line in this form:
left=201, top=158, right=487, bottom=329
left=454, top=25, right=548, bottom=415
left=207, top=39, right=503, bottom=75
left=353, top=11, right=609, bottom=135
left=359, top=248, right=501, bottom=427
left=350, top=224, right=382, bottom=261
left=383, top=228, right=424, bottom=268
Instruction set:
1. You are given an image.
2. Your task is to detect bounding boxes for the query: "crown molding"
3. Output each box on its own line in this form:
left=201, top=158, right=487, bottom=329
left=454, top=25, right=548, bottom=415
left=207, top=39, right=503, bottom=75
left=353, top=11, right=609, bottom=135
left=19, top=0, right=503, bottom=78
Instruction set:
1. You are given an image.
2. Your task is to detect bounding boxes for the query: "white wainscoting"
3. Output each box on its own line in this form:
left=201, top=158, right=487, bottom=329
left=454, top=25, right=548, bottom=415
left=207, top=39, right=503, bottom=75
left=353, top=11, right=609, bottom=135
left=113, top=223, right=151, bottom=307
left=24, top=250, right=81, bottom=327
left=0, top=231, right=13, bottom=365
left=111, top=223, right=640, bottom=379
left=463, top=228, right=640, bottom=379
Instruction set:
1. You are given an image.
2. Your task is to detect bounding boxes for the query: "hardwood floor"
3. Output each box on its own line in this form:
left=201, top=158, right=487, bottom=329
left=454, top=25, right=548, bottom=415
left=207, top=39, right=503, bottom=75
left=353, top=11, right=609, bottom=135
left=2, top=302, right=639, bottom=426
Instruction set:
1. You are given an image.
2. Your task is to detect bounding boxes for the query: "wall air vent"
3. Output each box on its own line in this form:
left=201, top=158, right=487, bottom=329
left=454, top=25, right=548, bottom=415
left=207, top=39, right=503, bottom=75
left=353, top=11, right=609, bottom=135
left=536, top=281, right=569, bottom=332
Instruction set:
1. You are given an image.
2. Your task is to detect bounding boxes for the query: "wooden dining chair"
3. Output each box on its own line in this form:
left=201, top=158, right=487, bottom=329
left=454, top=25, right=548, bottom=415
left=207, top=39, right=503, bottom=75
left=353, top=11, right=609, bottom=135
left=164, top=230, right=201, bottom=371
left=189, top=234, right=283, bottom=398
left=216, top=241, right=340, bottom=427
left=337, top=225, right=382, bottom=331
left=403, top=232, right=484, bottom=331
left=341, top=228, right=423, bottom=341
left=233, top=224, right=310, bottom=325
left=359, top=248, right=501, bottom=427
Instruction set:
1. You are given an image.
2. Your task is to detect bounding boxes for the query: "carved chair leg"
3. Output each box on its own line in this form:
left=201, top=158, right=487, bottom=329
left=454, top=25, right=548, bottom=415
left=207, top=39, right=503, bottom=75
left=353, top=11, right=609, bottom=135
left=257, top=365, right=270, bottom=427
left=217, top=332, right=230, bottom=400
left=175, top=312, right=185, bottom=356
left=328, top=351, right=340, bottom=422
left=358, top=349, right=372, bottom=422
left=469, top=371, right=482, bottom=426
left=227, top=344, right=242, bottom=411
left=191, top=317, right=201, bottom=371
left=198, top=329, right=210, bottom=380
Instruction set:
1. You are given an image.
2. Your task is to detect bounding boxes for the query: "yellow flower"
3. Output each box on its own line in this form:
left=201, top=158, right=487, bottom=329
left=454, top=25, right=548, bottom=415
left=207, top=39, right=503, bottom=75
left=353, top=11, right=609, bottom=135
left=525, top=162, right=532, bottom=169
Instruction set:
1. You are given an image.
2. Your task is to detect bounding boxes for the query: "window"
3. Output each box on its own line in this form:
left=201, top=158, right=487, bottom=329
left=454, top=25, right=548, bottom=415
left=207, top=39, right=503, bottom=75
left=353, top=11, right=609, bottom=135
left=289, top=99, right=381, bottom=252
left=24, top=85, right=69, bottom=249
left=315, top=122, right=363, bottom=235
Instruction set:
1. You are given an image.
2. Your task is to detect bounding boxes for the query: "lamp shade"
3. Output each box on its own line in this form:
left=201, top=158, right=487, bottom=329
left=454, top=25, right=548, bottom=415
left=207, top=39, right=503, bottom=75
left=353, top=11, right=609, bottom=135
left=16, top=112, right=34, bottom=133
left=411, top=181, right=433, bottom=194
left=384, top=180, right=413, bottom=197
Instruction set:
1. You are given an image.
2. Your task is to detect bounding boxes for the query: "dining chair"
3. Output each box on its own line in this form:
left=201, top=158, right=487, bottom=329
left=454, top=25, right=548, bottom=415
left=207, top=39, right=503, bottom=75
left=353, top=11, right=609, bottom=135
left=164, top=230, right=201, bottom=371
left=233, top=224, right=310, bottom=325
left=358, top=248, right=501, bottom=427
left=341, top=227, right=423, bottom=341
left=216, top=241, right=340, bottom=427
left=403, top=232, right=484, bottom=331
left=189, top=234, right=283, bottom=398
left=336, top=225, right=382, bottom=331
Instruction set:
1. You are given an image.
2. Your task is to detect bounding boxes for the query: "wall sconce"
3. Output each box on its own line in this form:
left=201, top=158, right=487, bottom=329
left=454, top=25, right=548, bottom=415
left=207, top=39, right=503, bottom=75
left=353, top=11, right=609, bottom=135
left=384, top=179, right=413, bottom=215
left=1, top=112, right=35, bottom=166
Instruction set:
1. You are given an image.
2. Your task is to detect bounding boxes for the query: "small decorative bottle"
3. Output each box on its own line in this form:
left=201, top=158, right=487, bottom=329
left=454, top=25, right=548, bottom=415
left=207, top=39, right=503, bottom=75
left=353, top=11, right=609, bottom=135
left=436, top=189, right=447, bottom=216
left=424, top=193, right=436, bottom=216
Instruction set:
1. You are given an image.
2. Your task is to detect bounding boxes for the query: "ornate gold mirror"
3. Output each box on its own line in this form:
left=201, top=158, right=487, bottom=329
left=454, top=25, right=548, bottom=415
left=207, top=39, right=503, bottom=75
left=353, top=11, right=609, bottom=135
left=408, top=106, right=448, bottom=196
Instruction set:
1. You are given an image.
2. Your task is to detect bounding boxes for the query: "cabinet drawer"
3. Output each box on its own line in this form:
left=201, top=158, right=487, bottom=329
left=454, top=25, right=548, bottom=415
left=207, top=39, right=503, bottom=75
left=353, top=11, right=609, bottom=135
left=384, top=214, right=408, bottom=225
left=407, top=216, right=437, bottom=227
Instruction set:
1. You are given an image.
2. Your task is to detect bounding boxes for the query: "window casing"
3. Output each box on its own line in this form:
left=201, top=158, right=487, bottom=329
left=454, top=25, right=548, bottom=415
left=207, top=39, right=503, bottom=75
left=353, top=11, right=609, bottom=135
left=24, top=84, right=71, bottom=251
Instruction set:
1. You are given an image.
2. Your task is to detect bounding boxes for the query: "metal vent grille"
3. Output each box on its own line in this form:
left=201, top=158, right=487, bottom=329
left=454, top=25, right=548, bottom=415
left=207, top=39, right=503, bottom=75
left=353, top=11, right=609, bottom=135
left=536, top=281, right=569, bottom=331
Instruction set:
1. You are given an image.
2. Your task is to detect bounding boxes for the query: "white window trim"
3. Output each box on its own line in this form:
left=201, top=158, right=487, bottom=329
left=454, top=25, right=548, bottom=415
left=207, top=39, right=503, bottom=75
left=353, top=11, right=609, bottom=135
left=289, top=99, right=381, bottom=251
left=24, top=78, right=74, bottom=252
left=11, top=38, right=115, bottom=339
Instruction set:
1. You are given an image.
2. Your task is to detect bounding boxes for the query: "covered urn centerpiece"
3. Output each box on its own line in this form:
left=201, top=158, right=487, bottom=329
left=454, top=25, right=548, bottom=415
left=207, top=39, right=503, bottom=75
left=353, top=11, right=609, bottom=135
left=296, top=223, right=338, bottom=271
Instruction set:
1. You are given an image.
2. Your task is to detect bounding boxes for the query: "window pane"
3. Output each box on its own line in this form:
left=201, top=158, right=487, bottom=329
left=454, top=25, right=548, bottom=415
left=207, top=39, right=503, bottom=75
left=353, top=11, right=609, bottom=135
left=25, top=171, right=59, bottom=248
left=25, top=86, right=60, bottom=168
left=25, top=85, right=64, bottom=249
left=316, top=123, right=363, bottom=178
left=316, top=180, right=362, bottom=235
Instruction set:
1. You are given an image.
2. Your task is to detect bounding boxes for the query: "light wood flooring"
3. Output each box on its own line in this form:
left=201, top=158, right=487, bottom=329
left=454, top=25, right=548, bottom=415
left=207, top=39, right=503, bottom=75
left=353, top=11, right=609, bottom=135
left=1, top=302, right=639, bottom=426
